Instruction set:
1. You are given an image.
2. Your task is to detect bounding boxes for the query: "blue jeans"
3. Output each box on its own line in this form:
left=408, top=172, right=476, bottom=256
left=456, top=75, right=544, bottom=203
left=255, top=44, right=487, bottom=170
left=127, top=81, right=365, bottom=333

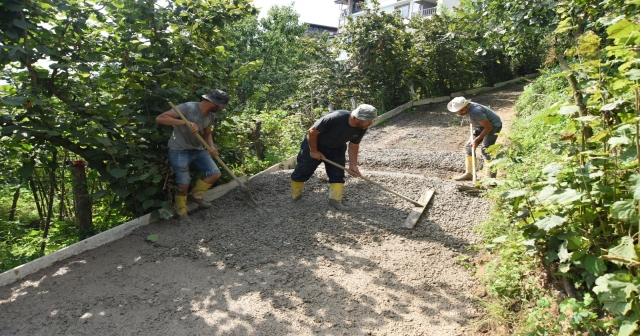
left=466, top=126, right=501, bottom=160
left=168, top=149, right=221, bottom=185
left=291, top=138, right=347, bottom=183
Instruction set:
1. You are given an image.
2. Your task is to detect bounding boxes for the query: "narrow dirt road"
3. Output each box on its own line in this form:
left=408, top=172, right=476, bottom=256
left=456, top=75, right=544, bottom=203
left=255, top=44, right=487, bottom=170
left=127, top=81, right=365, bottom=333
left=0, top=85, right=524, bottom=335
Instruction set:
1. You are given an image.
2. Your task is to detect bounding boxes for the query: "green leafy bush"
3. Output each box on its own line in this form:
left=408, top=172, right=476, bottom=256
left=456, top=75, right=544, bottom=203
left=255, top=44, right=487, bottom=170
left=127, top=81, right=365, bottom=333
left=481, top=15, right=640, bottom=334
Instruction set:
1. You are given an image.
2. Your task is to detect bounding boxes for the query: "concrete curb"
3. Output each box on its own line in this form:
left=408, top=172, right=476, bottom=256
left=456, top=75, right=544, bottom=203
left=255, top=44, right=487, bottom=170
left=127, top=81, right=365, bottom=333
left=249, top=156, right=297, bottom=181
left=373, top=100, right=414, bottom=126
left=493, top=77, right=526, bottom=88
left=413, top=96, right=450, bottom=106
left=369, top=72, right=540, bottom=127
left=450, top=72, right=540, bottom=97
left=0, top=177, right=246, bottom=288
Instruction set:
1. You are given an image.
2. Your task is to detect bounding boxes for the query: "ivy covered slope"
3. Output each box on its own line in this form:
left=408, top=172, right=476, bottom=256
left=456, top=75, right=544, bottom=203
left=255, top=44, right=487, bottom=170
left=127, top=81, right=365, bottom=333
left=481, top=16, right=640, bottom=335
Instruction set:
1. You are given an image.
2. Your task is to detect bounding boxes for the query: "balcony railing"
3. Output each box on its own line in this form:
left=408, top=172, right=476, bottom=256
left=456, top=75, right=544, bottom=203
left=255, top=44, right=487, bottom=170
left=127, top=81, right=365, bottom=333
left=413, top=7, right=437, bottom=17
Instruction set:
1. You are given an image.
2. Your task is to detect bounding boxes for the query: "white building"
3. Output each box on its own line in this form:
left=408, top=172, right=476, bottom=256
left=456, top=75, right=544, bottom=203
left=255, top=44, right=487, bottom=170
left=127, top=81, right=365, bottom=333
left=334, top=0, right=460, bottom=31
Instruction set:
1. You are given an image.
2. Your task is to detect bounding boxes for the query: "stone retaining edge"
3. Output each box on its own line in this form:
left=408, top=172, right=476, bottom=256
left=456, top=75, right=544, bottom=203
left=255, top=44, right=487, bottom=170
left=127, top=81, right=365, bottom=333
left=0, top=177, right=246, bottom=288
left=413, top=96, right=450, bottom=106
left=373, top=100, right=413, bottom=126
left=249, top=156, right=297, bottom=181
left=450, top=72, right=540, bottom=97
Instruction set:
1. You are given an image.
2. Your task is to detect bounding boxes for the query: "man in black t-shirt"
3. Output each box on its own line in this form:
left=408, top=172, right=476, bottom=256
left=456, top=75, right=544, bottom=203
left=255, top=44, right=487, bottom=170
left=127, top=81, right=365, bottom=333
left=291, top=104, right=377, bottom=211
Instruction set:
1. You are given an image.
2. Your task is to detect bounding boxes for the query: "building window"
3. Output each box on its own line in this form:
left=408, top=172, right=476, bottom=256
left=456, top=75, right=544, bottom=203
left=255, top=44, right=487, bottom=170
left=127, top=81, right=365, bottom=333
left=395, top=4, right=409, bottom=18
left=352, top=0, right=364, bottom=14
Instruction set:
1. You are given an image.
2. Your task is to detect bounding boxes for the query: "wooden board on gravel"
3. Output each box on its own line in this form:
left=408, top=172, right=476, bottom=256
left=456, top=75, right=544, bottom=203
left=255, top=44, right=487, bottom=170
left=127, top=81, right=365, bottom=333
left=402, top=189, right=435, bottom=229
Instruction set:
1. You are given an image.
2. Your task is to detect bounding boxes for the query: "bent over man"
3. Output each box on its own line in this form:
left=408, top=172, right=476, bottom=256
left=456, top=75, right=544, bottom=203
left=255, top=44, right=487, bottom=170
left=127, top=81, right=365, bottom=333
left=448, top=96, right=502, bottom=180
left=291, top=104, right=377, bottom=211
left=156, top=89, right=231, bottom=220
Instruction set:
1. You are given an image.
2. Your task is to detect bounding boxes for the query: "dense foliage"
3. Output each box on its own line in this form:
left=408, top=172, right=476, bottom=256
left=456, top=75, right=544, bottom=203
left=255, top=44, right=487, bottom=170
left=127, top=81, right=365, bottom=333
left=1, top=0, right=257, bottom=216
left=336, top=0, right=539, bottom=111
left=479, top=2, right=640, bottom=333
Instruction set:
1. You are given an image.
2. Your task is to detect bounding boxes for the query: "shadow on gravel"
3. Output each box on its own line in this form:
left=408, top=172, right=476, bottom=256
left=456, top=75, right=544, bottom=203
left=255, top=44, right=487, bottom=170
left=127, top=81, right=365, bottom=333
left=0, top=86, right=529, bottom=335
left=0, top=169, right=486, bottom=336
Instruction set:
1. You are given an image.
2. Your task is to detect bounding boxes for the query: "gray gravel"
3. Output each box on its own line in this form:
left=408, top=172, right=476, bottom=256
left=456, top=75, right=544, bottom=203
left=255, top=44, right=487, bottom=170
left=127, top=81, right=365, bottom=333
left=0, top=85, right=524, bottom=335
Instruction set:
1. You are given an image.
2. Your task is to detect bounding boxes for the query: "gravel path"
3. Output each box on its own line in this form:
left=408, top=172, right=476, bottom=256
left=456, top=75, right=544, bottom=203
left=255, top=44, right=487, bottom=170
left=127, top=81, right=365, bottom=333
left=0, top=85, right=524, bottom=335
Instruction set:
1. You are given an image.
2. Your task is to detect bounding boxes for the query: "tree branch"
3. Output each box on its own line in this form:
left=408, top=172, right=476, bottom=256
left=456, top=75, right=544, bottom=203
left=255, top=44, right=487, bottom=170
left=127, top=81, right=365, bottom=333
left=556, top=52, right=593, bottom=160
left=20, top=11, right=38, bottom=87
left=7, top=123, right=89, bottom=158
left=600, top=255, right=640, bottom=268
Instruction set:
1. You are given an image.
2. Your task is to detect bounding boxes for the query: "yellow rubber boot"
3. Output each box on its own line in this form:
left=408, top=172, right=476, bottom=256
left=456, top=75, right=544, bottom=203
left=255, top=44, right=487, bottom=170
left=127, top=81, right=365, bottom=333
left=291, top=180, right=304, bottom=201
left=329, top=183, right=349, bottom=211
left=484, top=159, right=496, bottom=178
left=188, top=179, right=213, bottom=208
left=175, top=195, right=190, bottom=220
left=454, top=156, right=475, bottom=181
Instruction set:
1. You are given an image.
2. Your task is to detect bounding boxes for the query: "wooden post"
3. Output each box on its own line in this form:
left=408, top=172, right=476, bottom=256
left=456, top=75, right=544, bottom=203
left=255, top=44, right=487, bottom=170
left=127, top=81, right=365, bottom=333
left=328, top=102, right=334, bottom=112
left=71, top=161, right=93, bottom=238
left=8, top=177, right=22, bottom=221
left=350, top=96, right=357, bottom=109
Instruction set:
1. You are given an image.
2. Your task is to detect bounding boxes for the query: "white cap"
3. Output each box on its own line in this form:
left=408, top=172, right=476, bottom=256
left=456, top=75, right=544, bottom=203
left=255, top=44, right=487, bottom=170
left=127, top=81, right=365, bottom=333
left=447, top=97, right=471, bottom=112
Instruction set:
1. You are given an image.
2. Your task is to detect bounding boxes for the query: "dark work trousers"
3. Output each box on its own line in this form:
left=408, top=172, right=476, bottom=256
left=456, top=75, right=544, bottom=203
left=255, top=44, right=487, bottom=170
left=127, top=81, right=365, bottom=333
left=291, top=138, right=347, bottom=183
left=465, top=126, right=502, bottom=160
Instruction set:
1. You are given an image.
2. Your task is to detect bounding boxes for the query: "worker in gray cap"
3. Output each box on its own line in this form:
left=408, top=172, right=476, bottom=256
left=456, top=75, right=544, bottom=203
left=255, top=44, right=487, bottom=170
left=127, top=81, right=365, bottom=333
left=156, top=89, right=231, bottom=220
left=290, top=104, right=377, bottom=210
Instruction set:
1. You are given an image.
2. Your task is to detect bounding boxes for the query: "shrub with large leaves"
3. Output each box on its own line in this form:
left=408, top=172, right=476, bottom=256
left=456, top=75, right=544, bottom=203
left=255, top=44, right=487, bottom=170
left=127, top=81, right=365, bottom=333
left=337, top=0, right=412, bottom=111
left=0, top=0, right=255, bottom=216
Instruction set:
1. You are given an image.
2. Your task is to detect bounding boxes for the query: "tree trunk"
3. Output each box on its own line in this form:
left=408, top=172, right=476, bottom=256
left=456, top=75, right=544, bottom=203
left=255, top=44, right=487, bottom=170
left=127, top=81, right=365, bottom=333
left=59, top=151, right=67, bottom=220
left=72, top=161, right=93, bottom=238
left=9, top=177, right=23, bottom=221
left=29, top=176, right=44, bottom=222
left=36, top=171, right=50, bottom=217
left=557, top=54, right=593, bottom=141
left=40, top=151, right=57, bottom=255
left=249, top=119, right=264, bottom=160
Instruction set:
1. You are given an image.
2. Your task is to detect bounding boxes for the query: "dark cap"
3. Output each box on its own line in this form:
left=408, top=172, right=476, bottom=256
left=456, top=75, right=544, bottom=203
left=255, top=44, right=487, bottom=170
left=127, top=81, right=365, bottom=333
left=202, top=89, right=231, bottom=109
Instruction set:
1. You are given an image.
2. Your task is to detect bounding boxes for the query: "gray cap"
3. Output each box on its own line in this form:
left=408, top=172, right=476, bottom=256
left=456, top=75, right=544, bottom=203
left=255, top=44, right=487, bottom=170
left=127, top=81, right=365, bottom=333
left=351, top=104, right=377, bottom=122
left=202, top=89, right=231, bottom=109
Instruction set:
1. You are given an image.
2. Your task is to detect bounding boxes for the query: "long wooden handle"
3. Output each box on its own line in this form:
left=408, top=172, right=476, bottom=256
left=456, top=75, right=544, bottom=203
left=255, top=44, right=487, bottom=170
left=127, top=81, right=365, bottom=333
left=470, top=124, right=476, bottom=183
left=321, top=158, right=424, bottom=207
left=168, top=102, right=247, bottom=191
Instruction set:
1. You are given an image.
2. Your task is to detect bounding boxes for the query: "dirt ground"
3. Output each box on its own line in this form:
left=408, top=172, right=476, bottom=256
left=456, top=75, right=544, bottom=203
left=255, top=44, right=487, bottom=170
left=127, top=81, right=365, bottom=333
left=0, top=84, right=524, bottom=335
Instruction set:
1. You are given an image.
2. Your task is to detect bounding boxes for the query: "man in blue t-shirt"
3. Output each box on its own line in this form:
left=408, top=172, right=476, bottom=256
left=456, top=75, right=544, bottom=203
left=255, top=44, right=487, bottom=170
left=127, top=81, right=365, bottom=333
left=156, top=89, right=231, bottom=220
left=291, top=104, right=377, bottom=211
left=447, top=96, right=502, bottom=180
